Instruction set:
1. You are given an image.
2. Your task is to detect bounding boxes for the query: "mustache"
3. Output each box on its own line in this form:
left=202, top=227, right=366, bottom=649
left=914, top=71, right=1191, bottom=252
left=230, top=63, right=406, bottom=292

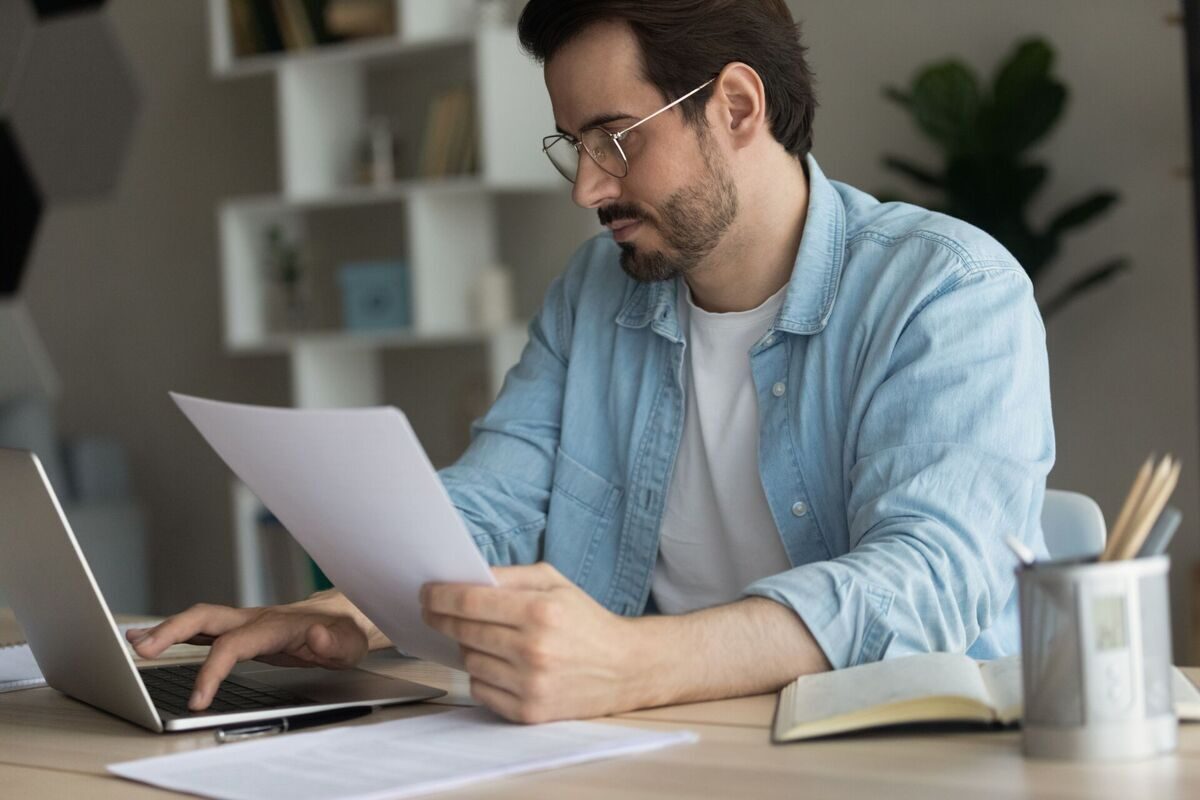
left=598, top=203, right=647, bottom=227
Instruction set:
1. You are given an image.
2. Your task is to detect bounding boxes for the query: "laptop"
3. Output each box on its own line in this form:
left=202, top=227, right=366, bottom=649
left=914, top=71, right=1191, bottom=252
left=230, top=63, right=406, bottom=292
left=0, top=447, right=445, bottom=732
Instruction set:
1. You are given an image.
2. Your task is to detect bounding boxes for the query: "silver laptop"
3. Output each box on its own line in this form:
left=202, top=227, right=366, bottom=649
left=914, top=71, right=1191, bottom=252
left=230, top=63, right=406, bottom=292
left=0, top=447, right=444, bottom=732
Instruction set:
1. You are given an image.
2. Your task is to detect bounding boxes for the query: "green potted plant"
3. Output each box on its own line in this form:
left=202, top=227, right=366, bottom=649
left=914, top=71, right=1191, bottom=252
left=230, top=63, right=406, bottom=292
left=882, top=37, right=1128, bottom=318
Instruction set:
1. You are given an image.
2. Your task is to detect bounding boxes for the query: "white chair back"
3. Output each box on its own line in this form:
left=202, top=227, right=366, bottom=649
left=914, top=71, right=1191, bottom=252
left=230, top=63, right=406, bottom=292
left=1040, top=489, right=1106, bottom=560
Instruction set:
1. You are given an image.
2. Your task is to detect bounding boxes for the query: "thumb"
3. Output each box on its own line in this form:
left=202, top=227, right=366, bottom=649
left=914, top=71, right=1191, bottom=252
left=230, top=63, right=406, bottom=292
left=305, top=619, right=367, bottom=668
left=492, top=562, right=567, bottom=591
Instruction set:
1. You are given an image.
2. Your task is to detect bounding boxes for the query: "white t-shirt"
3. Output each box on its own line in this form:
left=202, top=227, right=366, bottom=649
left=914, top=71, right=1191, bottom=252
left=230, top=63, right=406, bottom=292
left=651, top=283, right=793, bottom=615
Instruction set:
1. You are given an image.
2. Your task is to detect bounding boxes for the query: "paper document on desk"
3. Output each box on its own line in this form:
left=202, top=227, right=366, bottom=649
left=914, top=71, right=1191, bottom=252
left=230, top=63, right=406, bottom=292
left=170, top=393, right=496, bottom=668
left=109, top=707, right=697, bottom=800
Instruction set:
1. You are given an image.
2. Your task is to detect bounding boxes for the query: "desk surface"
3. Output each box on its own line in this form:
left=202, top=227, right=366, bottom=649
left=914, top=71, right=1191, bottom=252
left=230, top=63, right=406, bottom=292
left=3, top=611, right=1199, bottom=799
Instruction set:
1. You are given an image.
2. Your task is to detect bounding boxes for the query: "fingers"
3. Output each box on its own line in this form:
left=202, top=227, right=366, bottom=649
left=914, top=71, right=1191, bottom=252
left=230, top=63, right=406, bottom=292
left=184, top=634, right=217, bottom=646
left=469, top=677, right=534, bottom=723
left=252, top=652, right=317, bottom=669
left=187, top=616, right=367, bottom=710
left=491, top=562, right=566, bottom=590
left=189, top=621, right=301, bottom=710
left=461, top=647, right=521, bottom=695
left=422, top=575, right=571, bottom=633
left=422, top=608, right=523, bottom=660
left=126, top=629, right=214, bottom=648
left=420, top=584, right=529, bottom=627
left=469, top=674, right=564, bottom=724
left=127, top=604, right=251, bottom=659
left=305, top=618, right=369, bottom=669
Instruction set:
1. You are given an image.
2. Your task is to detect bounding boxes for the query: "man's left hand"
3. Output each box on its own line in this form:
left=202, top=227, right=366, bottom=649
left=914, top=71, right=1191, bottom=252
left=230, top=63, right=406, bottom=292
left=420, top=563, right=646, bottom=723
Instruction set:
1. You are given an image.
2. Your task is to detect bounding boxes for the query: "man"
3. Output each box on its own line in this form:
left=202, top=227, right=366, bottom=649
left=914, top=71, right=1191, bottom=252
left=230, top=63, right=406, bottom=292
left=130, top=0, right=1054, bottom=723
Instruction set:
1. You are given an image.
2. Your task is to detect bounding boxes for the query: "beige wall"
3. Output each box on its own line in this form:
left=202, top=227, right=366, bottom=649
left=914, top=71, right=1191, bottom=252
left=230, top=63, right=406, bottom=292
left=21, top=1, right=1200, bottom=655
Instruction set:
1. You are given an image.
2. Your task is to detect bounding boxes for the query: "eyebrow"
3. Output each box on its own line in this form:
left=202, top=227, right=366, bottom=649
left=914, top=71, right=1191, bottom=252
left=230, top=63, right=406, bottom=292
left=555, top=112, right=634, bottom=136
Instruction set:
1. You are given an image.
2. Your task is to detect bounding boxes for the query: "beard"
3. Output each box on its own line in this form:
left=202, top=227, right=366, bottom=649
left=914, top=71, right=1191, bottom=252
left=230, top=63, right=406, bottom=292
left=600, top=133, right=739, bottom=283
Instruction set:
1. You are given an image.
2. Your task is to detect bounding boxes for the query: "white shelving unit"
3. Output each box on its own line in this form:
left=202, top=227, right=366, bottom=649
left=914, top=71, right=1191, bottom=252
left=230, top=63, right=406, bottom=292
left=206, top=0, right=559, bottom=605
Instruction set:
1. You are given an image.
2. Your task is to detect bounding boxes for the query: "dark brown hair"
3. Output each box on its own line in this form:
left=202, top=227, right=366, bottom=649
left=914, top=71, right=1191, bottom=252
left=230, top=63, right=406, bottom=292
left=517, top=0, right=817, bottom=159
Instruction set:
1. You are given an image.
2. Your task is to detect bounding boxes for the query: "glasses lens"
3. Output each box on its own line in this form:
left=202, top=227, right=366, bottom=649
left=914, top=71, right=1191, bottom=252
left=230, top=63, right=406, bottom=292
left=543, top=136, right=579, bottom=183
left=581, top=129, right=628, bottom=178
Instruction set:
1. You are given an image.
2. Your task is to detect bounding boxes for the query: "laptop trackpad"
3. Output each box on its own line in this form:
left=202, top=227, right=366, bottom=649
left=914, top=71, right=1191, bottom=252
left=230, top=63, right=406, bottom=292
left=230, top=661, right=441, bottom=704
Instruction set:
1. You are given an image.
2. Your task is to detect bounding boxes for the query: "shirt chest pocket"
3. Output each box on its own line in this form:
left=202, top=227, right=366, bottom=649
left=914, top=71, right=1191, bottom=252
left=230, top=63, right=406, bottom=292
left=545, top=447, right=624, bottom=585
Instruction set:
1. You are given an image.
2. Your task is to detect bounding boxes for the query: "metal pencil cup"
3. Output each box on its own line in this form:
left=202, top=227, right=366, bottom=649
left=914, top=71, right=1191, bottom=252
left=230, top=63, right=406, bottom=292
left=1017, top=555, right=1175, bottom=760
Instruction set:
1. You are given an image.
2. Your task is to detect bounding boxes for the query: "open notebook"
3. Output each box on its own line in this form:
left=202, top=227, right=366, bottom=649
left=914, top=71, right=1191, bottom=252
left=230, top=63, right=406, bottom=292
left=774, top=653, right=1200, bottom=743
left=0, top=641, right=45, bottom=693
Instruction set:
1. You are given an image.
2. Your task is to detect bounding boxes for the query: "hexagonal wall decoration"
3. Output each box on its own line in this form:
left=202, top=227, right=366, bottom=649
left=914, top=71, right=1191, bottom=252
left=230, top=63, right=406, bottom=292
left=0, top=121, right=42, bottom=297
left=8, top=7, right=140, bottom=202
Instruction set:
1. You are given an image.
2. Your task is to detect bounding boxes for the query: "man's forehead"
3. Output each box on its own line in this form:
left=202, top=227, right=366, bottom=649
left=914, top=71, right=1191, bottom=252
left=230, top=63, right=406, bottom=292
left=543, top=20, right=659, bottom=134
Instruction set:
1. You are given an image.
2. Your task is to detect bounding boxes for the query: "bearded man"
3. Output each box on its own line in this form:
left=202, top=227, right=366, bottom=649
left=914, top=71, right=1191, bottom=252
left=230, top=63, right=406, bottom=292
left=132, top=0, right=1054, bottom=723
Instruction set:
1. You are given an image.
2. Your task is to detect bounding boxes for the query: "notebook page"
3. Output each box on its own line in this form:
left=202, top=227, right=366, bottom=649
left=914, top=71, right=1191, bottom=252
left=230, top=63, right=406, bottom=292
left=109, top=707, right=697, bottom=800
left=978, top=654, right=1022, bottom=723
left=781, top=652, right=991, bottom=729
left=0, top=643, right=43, bottom=693
left=1171, top=668, right=1200, bottom=721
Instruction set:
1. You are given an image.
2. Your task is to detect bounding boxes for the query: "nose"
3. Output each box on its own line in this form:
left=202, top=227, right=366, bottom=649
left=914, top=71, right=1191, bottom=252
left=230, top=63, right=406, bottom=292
left=571, top=154, right=622, bottom=209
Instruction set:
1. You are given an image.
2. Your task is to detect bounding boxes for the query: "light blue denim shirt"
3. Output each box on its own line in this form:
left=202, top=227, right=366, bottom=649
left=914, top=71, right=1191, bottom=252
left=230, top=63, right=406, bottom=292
left=439, top=155, right=1054, bottom=669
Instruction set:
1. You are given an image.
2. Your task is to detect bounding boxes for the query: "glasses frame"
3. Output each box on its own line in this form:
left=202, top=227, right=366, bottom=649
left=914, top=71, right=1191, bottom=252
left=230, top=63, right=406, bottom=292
left=541, top=78, right=716, bottom=184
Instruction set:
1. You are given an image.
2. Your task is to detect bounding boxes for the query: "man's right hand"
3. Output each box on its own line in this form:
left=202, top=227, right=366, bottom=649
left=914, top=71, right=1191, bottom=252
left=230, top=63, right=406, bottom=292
left=125, top=591, right=381, bottom=711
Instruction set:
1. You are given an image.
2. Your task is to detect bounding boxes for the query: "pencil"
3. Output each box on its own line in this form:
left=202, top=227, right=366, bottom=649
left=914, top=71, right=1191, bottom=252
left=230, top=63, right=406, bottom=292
left=1111, top=458, right=1180, bottom=562
left=1101, top=455, right=1155, bottom=561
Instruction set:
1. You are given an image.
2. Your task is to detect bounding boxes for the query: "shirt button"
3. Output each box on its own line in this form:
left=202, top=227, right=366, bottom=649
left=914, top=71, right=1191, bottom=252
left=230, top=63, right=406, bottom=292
left=791, top=501, right=808, bottom=517
left=764, top=334, right=776, bottom=346
left=772, top=382, right=786, bottom=397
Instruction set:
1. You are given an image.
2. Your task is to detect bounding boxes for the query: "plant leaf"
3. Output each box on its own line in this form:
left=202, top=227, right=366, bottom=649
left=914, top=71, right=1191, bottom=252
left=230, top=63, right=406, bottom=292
left=1010, top=162, right=1049, bottom=207
left=882, top=155, right=944, bottom=188
left=985, top=39, right=1061, bottom=154
left=993, top=39, right=1055, bottom=113
left=908, top=61, right=981, bottom=154
left=1039, top=257, right=1130, bottom=318
left=985, top=80, right=1067, bottom=154
left=1045, top=191, right=1119, bottom=239
left=940, top=156, right=1044, bottom=220
left=947, top=158, right=1048, bottom=213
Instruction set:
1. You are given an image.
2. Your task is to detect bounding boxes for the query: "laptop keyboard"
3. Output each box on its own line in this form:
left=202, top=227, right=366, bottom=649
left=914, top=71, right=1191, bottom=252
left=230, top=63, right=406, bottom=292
left=140, top=663, right=310, bottom=716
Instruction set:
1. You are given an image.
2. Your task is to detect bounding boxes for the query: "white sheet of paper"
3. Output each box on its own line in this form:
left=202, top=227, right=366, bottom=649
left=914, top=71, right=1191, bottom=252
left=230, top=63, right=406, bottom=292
left=109, top=707, right=697, bottom=800
left=170, top=393, right=496, bottom=668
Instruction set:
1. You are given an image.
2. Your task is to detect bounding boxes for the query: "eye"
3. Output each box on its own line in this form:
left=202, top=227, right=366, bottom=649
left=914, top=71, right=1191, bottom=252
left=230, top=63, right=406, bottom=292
left=614, top=129, right=641, bottom=152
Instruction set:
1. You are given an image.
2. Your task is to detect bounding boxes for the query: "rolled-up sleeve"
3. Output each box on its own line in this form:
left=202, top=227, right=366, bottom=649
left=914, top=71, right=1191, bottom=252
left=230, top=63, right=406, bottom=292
left=744, top=265, right=1054, bottom=669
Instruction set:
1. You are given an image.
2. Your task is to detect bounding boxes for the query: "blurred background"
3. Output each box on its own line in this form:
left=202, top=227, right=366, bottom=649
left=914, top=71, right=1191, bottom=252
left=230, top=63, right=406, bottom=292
left=1, top=0, right=1197, bottom=662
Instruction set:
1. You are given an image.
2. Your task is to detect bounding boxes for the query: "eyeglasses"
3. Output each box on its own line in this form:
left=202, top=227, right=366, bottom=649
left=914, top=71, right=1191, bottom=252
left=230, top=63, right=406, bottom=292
left=541, top=78, right=715, bottom=184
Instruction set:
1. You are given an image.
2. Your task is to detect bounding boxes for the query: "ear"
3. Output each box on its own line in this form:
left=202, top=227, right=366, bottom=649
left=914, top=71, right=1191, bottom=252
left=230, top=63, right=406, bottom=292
left=710, top=63, right=767, bottom=151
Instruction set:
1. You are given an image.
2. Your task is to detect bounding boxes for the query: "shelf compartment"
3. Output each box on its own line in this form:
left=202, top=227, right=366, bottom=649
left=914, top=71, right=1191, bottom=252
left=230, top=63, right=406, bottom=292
left=219, top=189, right=501, bottom=349
left=208, top=0, right=478, bottom=78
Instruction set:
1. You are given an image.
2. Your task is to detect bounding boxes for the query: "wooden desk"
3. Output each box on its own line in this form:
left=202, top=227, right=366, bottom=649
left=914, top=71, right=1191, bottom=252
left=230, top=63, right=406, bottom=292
left=3, top=612, right=1200, bottom=798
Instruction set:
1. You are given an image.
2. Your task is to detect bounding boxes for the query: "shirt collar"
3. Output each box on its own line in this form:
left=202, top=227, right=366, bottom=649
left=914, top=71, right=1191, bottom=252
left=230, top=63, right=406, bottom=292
left=616, top=154, right=847, bottom=339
